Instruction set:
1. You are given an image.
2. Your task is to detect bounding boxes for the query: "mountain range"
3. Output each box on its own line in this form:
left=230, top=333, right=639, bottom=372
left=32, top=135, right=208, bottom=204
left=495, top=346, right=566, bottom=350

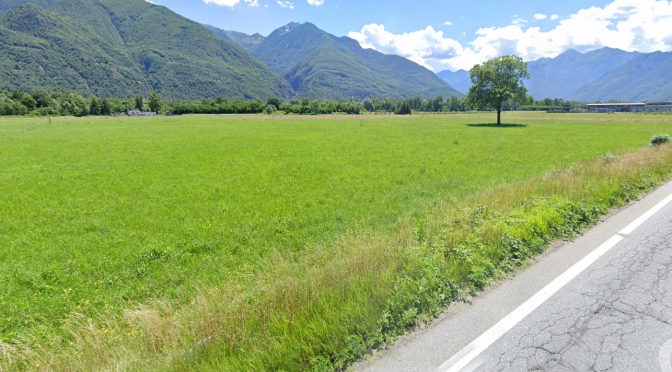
left=436, top=47, right=672, bottom=102
left=206, top=22, right=462, bottom=100
left=0, top=0, right=460, bottom=100
left=4, top=0, right=668, bottom=103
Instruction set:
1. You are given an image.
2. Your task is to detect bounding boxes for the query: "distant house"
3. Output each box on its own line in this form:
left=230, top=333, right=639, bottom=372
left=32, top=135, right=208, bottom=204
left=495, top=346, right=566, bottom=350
left=586, top=102, right=672, bottom=113
left=127, top=110, right=157, bottom=117
left=165, top=111, right=172, bottom=116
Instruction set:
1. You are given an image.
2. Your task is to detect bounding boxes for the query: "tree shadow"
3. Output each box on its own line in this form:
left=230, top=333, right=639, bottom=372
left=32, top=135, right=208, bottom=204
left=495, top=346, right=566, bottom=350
left=466, top=123, right=528, bottom=128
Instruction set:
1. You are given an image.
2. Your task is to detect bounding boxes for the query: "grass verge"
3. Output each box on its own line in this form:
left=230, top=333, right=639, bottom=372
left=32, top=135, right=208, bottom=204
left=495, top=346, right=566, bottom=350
left=3, top=143, right=672, bottom=372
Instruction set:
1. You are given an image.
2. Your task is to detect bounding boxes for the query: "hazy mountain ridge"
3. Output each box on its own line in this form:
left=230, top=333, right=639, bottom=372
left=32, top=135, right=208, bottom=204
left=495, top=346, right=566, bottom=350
left=525, top=47, right=640, bottom=100
left=570, top=51, right=672, bottom=102
left=436, top=69, right=471, bottom=94
left=436, top=47, right=672, bottom=102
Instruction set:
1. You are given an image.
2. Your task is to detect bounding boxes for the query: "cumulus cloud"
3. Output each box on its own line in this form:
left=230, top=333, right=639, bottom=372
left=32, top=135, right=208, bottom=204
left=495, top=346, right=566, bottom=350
left=551, top=14, right=559, bottom=20
left=534, top=13, right=547, bottom=20
left=277, top=0, right=293, bottom=7
left=203, top=0, right=259, bottom=7
left=349, top=24, right=465, bottom=69
left=444, top=21, right=453, bottom=25
left=307, top=0, right=324, bottom=5
left=204, top=0, right=240, bottom=7
left=349, top=0, right=672, bottom=72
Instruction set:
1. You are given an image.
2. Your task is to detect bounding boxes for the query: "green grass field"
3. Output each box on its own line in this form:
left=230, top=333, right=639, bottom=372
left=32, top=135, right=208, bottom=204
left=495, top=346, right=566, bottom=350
left=1, top=114, right=672, bottom=370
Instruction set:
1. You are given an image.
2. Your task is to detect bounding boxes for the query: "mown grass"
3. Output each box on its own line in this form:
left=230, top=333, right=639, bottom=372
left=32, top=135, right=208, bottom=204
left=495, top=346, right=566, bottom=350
left=1, top=115, right=672, bottom=371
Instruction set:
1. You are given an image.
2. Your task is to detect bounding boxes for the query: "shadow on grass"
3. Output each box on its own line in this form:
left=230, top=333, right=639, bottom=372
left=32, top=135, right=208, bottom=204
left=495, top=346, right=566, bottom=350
left=466, top=123, right=528, bottom=128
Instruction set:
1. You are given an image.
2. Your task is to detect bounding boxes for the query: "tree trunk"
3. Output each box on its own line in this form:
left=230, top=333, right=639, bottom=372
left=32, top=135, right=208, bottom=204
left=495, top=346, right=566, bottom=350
left=497, top=105, right=502, bottom=125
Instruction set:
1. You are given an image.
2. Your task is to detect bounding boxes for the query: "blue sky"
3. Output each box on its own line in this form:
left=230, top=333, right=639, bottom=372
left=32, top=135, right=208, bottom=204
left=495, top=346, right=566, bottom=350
left=149, top=0, right=672, bottom=72
left=151, top=0, right=593, bottom=39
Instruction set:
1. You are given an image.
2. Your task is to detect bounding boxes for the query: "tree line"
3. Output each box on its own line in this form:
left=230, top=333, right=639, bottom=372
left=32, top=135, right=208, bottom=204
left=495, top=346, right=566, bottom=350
left=0, top=87, right=588, bottom=118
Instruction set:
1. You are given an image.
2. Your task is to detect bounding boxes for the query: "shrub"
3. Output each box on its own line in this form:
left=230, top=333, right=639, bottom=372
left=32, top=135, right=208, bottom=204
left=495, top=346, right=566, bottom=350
left=264, top=104, right=277, bottom=115
left=651, top=134, right=671, bottom=146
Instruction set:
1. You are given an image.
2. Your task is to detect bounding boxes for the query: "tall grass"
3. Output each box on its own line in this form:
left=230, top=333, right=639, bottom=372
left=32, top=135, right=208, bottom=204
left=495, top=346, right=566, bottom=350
left=3, top=142, right=672, bottom=372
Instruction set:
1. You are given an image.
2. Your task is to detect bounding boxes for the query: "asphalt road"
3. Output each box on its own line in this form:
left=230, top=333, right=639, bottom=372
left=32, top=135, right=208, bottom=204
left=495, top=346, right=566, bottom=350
left=354, top=179, right=672, bottom=372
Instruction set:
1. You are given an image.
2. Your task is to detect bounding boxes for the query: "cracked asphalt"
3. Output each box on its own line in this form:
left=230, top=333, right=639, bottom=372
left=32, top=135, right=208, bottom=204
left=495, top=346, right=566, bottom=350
left=355, top=181, right=672, bottom=372
left=473, top=210, right=672, bottom=371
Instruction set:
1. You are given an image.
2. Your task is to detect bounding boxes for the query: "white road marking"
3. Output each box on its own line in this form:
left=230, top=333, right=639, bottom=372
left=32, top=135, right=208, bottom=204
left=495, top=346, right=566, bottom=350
left=438, top=190, right=672, bottom=372
left=620, top=193, right=672, bottom=235
left=659, top=338, right=672, bottom=372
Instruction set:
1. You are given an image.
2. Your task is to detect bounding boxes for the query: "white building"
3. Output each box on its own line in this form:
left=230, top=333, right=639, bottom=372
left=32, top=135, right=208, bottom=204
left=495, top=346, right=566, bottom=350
left=587, top=101, right=672, bottom=113
left=127, top=110, right=157, bottom=117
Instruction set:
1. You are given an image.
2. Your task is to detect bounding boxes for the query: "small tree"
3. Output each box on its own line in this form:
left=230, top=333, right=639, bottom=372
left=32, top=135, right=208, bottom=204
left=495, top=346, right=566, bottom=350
left=89, top=97, right=100, bottom=115
left=395, top=100, right=411, bottom=115
left=267, top=97, right=281, bottom=110
left=310, top=100, right=321, bottom=114
left=264, top=104, right=277, bottom=114
left=300, top=97, right=310, bottom=107
left=148, top=92, right=162, bottom=113
left=101, top=98, right=112, bottom=116
left=134, top=95, right=144, bottom=110
left=465, top=56, right=530, bottom=125
left=363, top=97, right=374, bottom=112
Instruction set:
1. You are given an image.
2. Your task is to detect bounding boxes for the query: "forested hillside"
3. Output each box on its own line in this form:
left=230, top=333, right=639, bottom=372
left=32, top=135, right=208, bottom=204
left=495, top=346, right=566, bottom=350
left=247, top=22, right=462, bottom=100
left=0, top=0, right=293, bottom=100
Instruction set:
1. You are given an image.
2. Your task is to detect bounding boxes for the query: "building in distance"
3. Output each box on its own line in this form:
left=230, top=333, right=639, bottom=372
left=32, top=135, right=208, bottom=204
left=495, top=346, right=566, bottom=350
left=586, top=102, right=672, bottom=113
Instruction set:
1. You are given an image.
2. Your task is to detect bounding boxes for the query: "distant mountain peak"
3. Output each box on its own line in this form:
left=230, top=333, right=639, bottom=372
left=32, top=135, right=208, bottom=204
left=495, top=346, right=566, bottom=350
left=251, top=21, right=461, bottom=99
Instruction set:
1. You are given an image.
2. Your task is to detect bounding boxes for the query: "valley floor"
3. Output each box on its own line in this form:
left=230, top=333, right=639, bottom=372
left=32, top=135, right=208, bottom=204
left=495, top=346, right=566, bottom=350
left=1, top=115, right=672, bottom=371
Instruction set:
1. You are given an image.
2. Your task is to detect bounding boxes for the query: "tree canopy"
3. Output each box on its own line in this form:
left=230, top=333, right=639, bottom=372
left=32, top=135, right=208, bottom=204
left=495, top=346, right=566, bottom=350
left=465, top=56, right=530, bottom=125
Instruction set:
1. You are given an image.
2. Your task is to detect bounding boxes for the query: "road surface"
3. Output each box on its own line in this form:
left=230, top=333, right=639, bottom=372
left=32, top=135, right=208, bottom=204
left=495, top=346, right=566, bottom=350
left=354, top=179, right=672, bottom=372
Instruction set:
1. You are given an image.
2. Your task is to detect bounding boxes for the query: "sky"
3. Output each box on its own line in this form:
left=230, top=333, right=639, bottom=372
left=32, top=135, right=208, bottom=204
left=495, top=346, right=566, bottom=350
left=148, top=0, right=672, bottom=72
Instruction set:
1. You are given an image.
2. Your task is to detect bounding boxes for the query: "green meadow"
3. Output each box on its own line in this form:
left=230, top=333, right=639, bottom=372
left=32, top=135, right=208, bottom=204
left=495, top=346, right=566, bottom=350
left=1, top=114, right=672, bottom=369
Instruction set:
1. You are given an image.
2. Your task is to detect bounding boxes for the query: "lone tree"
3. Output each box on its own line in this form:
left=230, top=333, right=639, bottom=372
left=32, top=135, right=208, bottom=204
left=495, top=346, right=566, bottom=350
left=465, top=55, right=529, bottom=125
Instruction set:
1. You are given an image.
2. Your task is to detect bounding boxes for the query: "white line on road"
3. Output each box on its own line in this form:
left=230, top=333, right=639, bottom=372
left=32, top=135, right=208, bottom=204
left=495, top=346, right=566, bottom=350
left=659, top=338, right=672, bottom=372
left=437, top=190, right=672, bottom=372
left=620, top=193, right=672, bottom=235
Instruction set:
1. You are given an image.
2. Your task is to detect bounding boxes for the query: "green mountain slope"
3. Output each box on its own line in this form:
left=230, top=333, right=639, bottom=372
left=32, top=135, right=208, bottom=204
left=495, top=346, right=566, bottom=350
left=204, top=24, right=265, bottom=50
left=570, top=51, right=672, bottom=102
left=525, top=47, right=639, bottom=99
left=0, top=0, right=293, bottom=100
left=0, top=0, right=57, bottom=15
left=96, top=0, right=293, bottom=100
left=0, top=2, right=147, bottom=97
left=201, top=24, right=234, bottom=43
left=250, top=22, right=462, bottom=99
left=436, top=69, right=471, bottom=94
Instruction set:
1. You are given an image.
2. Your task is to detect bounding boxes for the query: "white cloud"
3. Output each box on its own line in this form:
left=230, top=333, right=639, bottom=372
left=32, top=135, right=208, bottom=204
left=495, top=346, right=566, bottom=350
left=349, top=0, right=672, bottom=72
left=512, top=17, right=527, bottom=25
left=307, top=0, right=324, bottom=5
left=203, top=0, right=241, bottom=7
left=349, top=24, right=465, bottom=70
left=551, top=14, right=559, bottom=20
left=444, top=21, right=453, bottom=25
left=534, top=13, right=548, bottom=20
left=246, top=0, right=259, bottom=6
left=277, top=0, right=294, bottom=8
